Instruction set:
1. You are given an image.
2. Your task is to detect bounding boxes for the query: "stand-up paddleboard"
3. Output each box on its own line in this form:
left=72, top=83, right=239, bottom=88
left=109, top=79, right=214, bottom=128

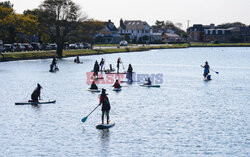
left=94, top=77, right=104, bottom=80
left=105, top=72, right=127, bottom=74
left=87, top=88, right=101, bottom=93
left=96, top=121, right=115, bottom=130
left=140, top=84, right=161, bottom=88
left=113, top=88, right=121, bottom=92
left=204, top=75, right=212, bottom=81
left=15, top=100, right=56, bottom=105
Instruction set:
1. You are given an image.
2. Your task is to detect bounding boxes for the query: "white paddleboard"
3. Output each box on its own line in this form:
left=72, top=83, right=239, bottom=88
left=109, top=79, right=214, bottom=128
left=87, top=89, right=101, bottom=93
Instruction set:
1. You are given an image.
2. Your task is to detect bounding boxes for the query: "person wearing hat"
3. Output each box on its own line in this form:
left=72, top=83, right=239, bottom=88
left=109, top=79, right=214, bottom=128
left=113, top=79, right=121, bottom=89
left=99, top=89, right=111, bottom=124
left=93, top=60, right=99, bottom=76
left=126, top=64, right=133, bottom=82
left=31, top=84, right=42, bottom=103
left=201, top=61, right=210, bottom=78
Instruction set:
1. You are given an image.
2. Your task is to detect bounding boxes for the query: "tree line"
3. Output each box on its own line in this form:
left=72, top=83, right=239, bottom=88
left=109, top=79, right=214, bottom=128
left=0, top=0, right=104, bottom=57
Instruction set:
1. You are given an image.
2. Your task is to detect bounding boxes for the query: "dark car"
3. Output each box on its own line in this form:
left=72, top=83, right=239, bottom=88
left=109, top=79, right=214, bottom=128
left=49, top=44, right=57, bottom=50
left=31, top=42, right=42, bottom=51
left=3, top=44, right=15, bottom=52
left=83, top=43, right=91, bottom=49
left=22, top=43, right=33, bottom=51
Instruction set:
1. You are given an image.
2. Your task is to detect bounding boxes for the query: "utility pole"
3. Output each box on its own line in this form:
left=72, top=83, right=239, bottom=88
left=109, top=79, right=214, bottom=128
left=187, top=20, right=191, bottom=46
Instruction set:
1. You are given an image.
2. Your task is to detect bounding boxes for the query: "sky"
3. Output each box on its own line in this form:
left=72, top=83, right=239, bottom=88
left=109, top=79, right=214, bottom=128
left=8, top=0, right=250, bottom=29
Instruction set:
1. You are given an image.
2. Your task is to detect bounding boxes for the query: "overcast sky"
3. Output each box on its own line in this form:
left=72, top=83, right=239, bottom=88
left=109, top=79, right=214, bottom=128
left=9, top=0, right=250, bottom=29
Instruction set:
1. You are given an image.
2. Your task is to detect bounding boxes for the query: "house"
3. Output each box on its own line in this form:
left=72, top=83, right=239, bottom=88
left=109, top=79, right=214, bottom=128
left=94, top=20, right=120, bottom=44
left=188, top=24, right=250, bottom=43
left=118, top=19, right=152, bottom=43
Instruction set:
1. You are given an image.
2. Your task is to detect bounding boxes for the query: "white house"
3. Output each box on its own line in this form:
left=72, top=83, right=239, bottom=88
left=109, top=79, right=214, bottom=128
left=118, top=19, right=152, bottom=43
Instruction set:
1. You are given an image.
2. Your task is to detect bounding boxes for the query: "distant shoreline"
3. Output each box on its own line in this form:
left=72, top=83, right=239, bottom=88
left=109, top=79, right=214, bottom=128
left=1, top=43, right=250, bottom=62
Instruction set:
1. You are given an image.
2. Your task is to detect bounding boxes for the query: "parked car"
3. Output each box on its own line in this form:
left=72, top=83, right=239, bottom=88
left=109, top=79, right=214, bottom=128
left=69, top=44, right=77, bottom=49
left=3, top=44, right=15, bottom=52
left=49, top=44, right=57, bottom=50
left=13, top=43, right=25, bottom=52
left=83, top=43, right=91, bottom=49
left=120, top=40, right=128, bottom=46
left=31, top=42, right=42, bottom=51
left=22, top=43, right=33, bottom=51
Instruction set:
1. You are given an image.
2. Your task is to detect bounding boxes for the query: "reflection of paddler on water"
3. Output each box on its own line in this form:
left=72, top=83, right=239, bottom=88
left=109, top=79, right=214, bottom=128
left=29, top=83, right=42, bottom=103
left=126, top=64, right=133, bottom=82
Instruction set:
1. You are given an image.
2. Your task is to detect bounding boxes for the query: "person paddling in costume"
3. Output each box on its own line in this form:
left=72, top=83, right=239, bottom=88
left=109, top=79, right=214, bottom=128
left=100, top=58, right=105, bottom=71
left=90, top=81, right=98, bottom=90
left=99, top=89, right=111, bottom=124
left=113, top=79, right=121, bottom=89
left=117, top=57, right=121, bottom=73
left=93, top=60, right=99, bottom=77
left=126, top=64, right=133, bottom=82
left=30, top=83, right=42, bottom=103
left=201, top=61, right=210, bottom=78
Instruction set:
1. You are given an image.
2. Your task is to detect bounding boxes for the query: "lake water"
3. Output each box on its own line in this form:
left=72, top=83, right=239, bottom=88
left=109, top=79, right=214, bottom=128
left=0, top=47, right=249, bottom=156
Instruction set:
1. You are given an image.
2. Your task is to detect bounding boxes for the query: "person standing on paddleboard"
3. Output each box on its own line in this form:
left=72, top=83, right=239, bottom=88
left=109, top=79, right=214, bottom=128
left=30, top=83, right=42, bottom=103
left=126, top=64, right=133, bottom=82
left=100, top=58, right=105, bottom=71
left=117, top=57, right=121, bottom=73
left=201, top=61, right=210, bottom=78
left=93, top=60, right=99, bottom=77
left=99, top=89, right=111, bottom=124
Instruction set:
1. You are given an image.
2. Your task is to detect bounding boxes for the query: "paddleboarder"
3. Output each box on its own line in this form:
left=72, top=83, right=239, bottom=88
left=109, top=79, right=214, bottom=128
left=117, top=57, right=121, bottom=73
left=113, top=79, right=121, bottom=89
left=90, top=81, right=98, bottom=89
left=50, top=57, right=58, bottom=72
left=74, top=56, right=80, bottom=63
left=144, top=78, right=152, bottom=85
left=93, top=60, right=99, bottom=76
left=100, top=58, right=105, bottom=71
left=201, top=61, right=210, bottom=78
left=99, top=89, right=111, bottom=124
left=30, top=83, right=42, bottom=103
left=126, top=64, right=133, bottom=82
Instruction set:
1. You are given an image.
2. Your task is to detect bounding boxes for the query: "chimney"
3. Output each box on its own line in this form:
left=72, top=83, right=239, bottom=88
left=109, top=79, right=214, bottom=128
left=120, top=19, right=124, bottom=27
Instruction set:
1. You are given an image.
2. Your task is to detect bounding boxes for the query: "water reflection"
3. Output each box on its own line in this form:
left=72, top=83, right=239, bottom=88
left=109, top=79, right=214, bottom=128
left=99, top=129, right=110, bottom=156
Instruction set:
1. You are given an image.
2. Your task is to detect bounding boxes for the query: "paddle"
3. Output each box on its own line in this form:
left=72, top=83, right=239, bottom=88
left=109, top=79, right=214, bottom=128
left=200, top=65, right=219, bottom=74
left=121, top=62, right=125, bottom=70
left=81, top=104, right=100, bottom=123
left=210, top=69, right=219, bottom=74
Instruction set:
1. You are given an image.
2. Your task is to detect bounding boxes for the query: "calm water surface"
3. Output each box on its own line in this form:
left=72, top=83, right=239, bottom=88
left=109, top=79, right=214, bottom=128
left=0, top=47, right=249, bottom=156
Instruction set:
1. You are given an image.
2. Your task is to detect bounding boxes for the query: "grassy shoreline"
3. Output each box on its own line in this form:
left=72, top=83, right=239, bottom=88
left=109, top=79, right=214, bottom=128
left=1, top=43, right=250, bottom=62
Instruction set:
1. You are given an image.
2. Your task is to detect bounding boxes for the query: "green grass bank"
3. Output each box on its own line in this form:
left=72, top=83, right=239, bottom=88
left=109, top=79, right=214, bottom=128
left=1, top=43, right=250, bottom=62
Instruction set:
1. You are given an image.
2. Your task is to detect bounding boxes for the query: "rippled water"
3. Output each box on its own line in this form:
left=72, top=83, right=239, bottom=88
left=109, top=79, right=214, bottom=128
left=0, top=47, right=249, bottom=156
